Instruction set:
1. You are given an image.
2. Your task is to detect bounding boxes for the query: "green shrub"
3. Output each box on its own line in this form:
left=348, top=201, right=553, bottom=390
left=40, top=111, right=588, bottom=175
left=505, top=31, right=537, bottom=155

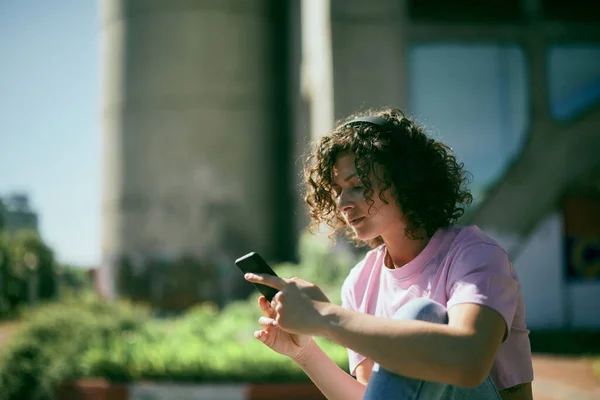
left=0, top=293, right=147, bottom=400
left=0, top=296, right=349, bottom=399
left=0, top=231, right=364, bottom=398
left=58, top=264, right=93, bottom=293
left=0, top=230, right=58, bottom=316
left=78, top=297, right=349, bottom=384
left=274, top=231, right=364, bottom=303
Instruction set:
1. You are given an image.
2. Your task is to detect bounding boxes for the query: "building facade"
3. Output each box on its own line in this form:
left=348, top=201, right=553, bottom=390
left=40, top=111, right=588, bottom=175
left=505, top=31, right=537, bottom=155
left=0, top=194, right=39, bottom=233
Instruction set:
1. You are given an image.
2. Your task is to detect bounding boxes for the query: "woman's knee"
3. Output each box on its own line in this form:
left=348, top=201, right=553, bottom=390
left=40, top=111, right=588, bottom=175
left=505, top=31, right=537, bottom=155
left=392, top=297, right=448, bottom=324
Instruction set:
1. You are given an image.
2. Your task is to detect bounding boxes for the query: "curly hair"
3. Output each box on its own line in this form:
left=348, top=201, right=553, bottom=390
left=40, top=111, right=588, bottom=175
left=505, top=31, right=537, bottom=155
left=303, top=107, right=473, bottom=248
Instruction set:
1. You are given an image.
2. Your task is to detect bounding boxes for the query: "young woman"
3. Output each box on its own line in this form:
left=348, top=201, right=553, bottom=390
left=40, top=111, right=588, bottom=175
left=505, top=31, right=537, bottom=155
left=245, top=108, right=534, bottom=400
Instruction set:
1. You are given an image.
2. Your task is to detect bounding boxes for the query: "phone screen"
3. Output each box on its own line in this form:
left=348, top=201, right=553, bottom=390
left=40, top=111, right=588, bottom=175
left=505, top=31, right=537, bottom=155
left=235, top=252, right=280, bottom=302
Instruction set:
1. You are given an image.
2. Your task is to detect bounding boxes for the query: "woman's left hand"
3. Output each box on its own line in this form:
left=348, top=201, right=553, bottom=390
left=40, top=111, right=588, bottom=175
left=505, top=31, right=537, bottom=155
left=244, top=274, right=332, bottom=336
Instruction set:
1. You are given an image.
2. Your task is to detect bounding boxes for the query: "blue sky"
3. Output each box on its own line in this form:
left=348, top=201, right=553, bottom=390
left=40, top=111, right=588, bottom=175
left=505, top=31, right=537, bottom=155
left=0, top=0, right=100, bottom=266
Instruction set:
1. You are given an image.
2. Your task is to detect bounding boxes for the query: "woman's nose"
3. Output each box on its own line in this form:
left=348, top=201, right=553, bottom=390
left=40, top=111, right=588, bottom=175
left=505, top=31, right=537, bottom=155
left=336, top=190, right=354, bottom=211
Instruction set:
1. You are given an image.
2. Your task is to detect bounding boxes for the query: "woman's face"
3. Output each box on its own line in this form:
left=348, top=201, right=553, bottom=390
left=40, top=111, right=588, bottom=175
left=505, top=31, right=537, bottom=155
left=331, top=152, right=406, bottom=242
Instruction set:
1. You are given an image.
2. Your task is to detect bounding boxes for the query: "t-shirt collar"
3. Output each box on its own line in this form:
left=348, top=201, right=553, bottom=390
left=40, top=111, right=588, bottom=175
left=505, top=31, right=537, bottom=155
left=381, top=228, right=445, bottom=281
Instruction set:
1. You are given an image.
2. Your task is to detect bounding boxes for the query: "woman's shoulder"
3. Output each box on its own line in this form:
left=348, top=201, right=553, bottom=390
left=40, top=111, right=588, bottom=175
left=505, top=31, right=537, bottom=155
left=450, top=225, right=507, bottom=254
left=446, top=225, right=514, bottom=277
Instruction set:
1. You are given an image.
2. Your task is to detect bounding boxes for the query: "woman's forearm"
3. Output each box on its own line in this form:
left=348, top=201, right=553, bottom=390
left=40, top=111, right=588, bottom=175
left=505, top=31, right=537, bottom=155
left=293, top=341, right=365, bottom=400
left=317, top=303, right=488, bottom=387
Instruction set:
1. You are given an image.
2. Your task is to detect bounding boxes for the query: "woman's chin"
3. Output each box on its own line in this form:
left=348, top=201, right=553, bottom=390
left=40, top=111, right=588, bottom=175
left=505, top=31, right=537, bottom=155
left=353, top=228, right=378, bottom=242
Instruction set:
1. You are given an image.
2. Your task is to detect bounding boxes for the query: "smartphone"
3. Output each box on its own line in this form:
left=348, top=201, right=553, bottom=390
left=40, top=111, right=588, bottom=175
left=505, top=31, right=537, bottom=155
left=235, top=252, right=280, bottom=302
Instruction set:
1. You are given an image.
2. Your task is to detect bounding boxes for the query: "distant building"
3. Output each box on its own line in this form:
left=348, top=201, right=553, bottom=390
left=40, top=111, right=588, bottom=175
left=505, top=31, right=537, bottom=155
left=0, top=193, right=39, bottom=233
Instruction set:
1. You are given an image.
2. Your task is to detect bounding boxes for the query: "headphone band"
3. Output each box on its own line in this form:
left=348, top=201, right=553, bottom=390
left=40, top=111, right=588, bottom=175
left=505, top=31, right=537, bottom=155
left=339, top=116, right=396, bottom=131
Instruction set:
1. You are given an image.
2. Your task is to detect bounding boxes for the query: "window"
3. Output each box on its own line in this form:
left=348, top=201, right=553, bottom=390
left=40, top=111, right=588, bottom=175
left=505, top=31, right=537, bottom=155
left=408, top=44, right=528, bottom=204
left=548, top=45, right=600, bottom=120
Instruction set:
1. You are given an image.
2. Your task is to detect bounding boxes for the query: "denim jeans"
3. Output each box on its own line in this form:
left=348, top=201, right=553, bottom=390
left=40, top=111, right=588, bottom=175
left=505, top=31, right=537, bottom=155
left=363, top=298, right=501, bottom=400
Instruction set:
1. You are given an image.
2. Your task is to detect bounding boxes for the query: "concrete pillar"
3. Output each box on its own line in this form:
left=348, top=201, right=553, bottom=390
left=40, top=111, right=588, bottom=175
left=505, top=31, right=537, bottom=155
left=301, top=0, right=334, bottom=140
left=330, top=0, right=408, bottom=120
left=100, top=0, right=293, bottom=306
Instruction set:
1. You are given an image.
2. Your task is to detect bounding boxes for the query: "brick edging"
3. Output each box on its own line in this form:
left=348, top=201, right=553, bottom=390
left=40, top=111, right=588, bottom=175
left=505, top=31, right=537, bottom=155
left=57, top=380, right=326, bottom=400
left=57, top=379, right=128, bottom=400
left=249, top=383, right=325, bottom=400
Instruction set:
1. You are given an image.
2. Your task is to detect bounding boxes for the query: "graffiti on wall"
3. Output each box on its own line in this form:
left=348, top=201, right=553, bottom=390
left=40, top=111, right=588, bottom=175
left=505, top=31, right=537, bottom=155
left=563, top=196, right=600, bottom=281
left=565, top=235, right=600, bottom=281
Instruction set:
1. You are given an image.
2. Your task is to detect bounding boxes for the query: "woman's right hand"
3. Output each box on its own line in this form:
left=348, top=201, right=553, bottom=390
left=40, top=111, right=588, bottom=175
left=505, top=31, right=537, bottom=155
left=254, top=295, right=314, bottom=361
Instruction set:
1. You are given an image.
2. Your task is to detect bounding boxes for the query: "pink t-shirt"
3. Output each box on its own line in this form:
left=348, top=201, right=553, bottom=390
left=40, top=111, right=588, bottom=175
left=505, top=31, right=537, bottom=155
left=341, top=225, right=533, bottom=390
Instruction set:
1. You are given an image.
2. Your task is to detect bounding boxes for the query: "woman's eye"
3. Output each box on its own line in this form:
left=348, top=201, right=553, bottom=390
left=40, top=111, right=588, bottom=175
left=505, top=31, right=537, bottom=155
left=353, top=185, right=364, bottom=191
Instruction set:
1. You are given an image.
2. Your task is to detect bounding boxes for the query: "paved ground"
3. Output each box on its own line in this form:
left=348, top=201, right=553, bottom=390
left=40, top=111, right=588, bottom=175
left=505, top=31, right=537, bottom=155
left=532, top=355, right=599, bottom=400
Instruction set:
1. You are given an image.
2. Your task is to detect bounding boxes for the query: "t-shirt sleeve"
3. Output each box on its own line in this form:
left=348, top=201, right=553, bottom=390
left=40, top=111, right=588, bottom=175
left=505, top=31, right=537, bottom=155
left=340, top=264, right=367, bottom=376
left=446, top=242, right=519, bottom=339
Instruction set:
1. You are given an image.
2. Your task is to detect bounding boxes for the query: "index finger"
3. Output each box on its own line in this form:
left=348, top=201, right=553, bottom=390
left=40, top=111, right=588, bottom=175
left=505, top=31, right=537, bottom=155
left=244, top=273, right=287, bottom=290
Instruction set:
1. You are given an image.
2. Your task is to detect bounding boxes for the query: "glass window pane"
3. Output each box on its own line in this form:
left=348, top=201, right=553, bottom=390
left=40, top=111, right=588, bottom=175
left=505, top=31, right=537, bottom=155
left=548, top=45, right=600, bottom=121
left=408, top=44, right=528, bottom=205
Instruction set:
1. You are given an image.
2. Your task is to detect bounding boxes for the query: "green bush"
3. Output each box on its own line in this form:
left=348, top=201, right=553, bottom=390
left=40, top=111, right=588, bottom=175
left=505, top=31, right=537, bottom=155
left=0, top=293, right=147, bottom=400
left=0, top=295, right=350, bottom=399
left=274, top=231, right=363, bottom=303
left=80, top=301, right=348, bottom=384
left=0, top=230, right=58, bottom=316
left=58, top=264, right=93, bottom=293
left=0, top=231, right=364, bottom=399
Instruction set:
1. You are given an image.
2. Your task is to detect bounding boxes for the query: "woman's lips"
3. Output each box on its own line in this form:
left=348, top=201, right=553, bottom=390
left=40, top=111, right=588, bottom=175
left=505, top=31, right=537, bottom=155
left=350, top=217, right=365, bottom=226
